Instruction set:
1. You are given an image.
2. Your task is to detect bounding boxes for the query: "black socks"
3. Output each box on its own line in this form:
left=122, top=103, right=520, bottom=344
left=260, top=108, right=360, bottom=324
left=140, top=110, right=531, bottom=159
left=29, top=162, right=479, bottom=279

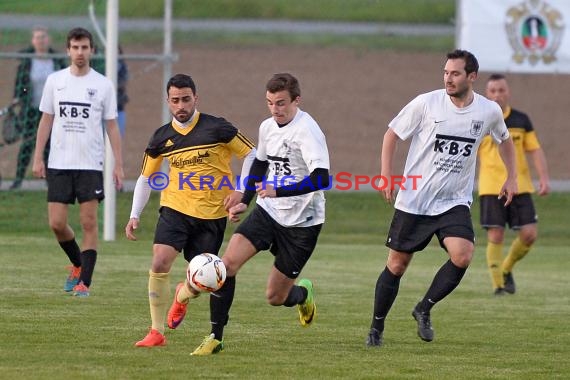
left=371, top=267, right=401, bottom=332
left=417, top=259, right=467, bottom=313
left=283, top=285, right=308, bottom=307
left=210, top=276, right=236, bottom=341
left=59, top=239, right=81, bottom=268
left=79, top=249, right=97, bottom=287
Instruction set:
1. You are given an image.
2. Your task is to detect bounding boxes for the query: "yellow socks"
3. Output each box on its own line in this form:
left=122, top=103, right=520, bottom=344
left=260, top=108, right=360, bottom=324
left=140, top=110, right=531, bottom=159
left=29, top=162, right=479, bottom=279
left=148, top=270, right=170, bottom=334
left=503, top=237, right=531, bottom=274
left=176, top=281, right=200, bottom=304
left=486, top=242, right=504, bottom=289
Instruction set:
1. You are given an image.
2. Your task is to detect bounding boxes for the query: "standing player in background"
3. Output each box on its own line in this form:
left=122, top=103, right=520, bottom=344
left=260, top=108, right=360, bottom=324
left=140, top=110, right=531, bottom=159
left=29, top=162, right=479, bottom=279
left=188, top=73, right=330, bottom=355
left=366, top=50, right=517, bottom=347
left=32, top=27, right=124, bottom=297
left=479, top=73, right=550, bottom=295
left=125, top=73, right=256, bottom=348
left=10, top=26, right=67, bottom=190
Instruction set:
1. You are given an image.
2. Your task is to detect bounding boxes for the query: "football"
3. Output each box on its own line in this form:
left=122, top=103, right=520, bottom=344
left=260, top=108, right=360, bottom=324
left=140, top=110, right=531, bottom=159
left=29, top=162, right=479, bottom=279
left=187, top=253, right=227, bottom=292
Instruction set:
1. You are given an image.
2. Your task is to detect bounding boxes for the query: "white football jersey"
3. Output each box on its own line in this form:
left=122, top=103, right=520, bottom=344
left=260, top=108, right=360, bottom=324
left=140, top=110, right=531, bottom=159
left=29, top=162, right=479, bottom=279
left=389, top=89, right=509, bottom=215
left=255, top=109, right=330, bottom=227
left=40, top=67, right=117, bottom=171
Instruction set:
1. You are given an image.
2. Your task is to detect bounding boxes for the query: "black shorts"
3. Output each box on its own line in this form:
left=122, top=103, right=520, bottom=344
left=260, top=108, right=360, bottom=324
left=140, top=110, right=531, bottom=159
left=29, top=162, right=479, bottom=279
left=386, top=205, right=474, bottom=254
left=46, top=169, right=104, bottom=204
left=479, top=193, right=537, bottom=230
left=235, top=206, right=322, bottom=279
left=154, top=206, right=227, bottom=262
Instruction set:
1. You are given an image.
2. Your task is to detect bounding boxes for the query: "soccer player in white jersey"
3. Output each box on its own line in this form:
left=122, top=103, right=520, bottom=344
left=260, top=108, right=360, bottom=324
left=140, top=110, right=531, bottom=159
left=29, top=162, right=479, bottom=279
left=32, top=27, right=124, bottom=297
left=190, top=73, right=330, bottom=355
left=366, top=50, right=518, bottom=347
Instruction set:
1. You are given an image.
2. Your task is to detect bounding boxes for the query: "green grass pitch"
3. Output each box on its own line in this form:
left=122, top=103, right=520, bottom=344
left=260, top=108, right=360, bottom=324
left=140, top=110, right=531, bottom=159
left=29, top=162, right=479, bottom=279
left=0, top=191, right=568, bottom=379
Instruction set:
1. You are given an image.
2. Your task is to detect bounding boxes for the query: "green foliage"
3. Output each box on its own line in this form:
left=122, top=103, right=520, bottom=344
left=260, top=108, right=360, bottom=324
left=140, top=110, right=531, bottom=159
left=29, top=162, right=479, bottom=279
left=0, top=0, right=455, bottom=23
left=171, top=31, right=454, bottom=52
left=2, top=29, right=454, bottom=53
left=0, top=191, right=569, bottom=379
left=0, top=0, right=455, bottom=52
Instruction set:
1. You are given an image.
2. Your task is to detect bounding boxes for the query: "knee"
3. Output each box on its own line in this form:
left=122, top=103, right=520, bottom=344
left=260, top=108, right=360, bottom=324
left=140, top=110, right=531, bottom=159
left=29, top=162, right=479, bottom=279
left=387, top=262, right=407, bottom=276
left=519, top=231, right=537, bottom=246
left=81, top=216, right=97, bottom=233
left=453, top=257, right=472, bottom=269
left=451, top=249, right=474, bottom=269
left=265, top=289, right=286, bottom=306
left=49, top=219, right=67, bottom=235
left=222, top=258, right=238, bottom=278
left=386, top=254, right=410, bottom=276
left=151, top=256, right=174, bottom=273
left=487, top=228, right=505, bottom=244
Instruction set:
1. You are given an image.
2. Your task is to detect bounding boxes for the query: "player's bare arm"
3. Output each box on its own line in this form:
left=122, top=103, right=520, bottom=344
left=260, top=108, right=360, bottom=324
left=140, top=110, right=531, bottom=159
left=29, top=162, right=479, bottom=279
left=529, top=148, right=550, bottom=196
left=380, top=128, right=399, bottom=203
left=32, top=113, right=54, bottom=178
left=498, top=136, right=518, bottom=206
left=105, top=119, right=125, bottom=190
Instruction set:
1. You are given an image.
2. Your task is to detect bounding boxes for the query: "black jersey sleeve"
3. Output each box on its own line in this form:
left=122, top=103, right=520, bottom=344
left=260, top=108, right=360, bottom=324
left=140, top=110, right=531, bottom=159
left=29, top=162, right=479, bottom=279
left=216, top=117, right=239, bottom=143
left=144, top=123, right=171, bottom=158
left=275, top=168, right=330, bottom=197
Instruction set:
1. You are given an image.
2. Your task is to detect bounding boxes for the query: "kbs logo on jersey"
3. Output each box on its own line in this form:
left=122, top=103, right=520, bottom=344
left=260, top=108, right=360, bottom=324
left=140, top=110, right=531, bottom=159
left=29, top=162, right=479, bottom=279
left=267, top=155, right=292, bottom=176
left=433, top=133, right=475, bottom=157
left=59, top=101, right=91, bottom=119
left=433, top=133, right=476, bottom=174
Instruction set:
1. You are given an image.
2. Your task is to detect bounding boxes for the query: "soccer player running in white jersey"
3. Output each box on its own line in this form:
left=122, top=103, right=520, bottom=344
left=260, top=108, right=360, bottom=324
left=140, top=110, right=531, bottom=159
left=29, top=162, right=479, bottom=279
left=188, top=73, right=331, bottom=355
left=366, top=50, right=518, bottom=347
left=32, top=27, right=124, bottom=297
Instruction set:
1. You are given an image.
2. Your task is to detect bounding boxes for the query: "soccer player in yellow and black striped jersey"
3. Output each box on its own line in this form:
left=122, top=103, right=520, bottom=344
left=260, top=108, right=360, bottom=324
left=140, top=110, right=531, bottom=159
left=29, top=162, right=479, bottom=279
left=125, top=74, right=255, bottom=347
left=478, top=74, right=550, bottom=295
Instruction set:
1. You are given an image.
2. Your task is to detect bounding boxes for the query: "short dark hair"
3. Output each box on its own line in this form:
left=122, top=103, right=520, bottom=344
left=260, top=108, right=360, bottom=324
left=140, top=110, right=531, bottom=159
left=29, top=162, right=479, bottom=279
left=447, top=49, right=479, bottom=75
left=487, top=73, right=506, bottom=82
left=266, top=73, right=300, bottom=100
left=67, top=27, right=93, bottom=49
left=167, top=74, right=197, bottom=95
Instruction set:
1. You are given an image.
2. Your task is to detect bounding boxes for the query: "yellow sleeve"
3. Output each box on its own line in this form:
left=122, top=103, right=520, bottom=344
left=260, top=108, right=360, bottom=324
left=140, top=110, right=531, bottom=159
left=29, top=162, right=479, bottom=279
left=523, top=130, right=541, bottom=151
left=227, top=131, right=255, bottom=159
left=140, top=153, right=164, bottom=177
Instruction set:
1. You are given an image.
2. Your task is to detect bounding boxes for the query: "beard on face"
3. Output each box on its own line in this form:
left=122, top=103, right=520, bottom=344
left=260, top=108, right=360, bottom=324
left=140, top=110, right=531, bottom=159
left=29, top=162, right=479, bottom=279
left=447, top=84, right=467, bottom=99
left=174, top=111, right=192, bottom=123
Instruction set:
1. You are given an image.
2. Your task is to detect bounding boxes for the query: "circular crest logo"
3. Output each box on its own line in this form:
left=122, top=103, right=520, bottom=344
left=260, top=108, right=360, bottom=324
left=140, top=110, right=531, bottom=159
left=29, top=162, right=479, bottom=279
left=505, top=0, right=565, bottom=65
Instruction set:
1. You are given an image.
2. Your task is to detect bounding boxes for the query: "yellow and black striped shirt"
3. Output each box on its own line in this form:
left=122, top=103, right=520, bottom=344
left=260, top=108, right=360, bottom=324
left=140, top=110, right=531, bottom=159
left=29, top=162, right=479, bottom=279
left=478, top=106, right=541, bottom=195
left=140, top=112, right=254, bottom=219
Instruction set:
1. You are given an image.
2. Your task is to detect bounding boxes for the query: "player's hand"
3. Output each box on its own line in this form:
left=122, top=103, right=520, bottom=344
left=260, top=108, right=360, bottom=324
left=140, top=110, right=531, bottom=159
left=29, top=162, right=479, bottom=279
left=256, top=183, right=276, bottom=198
left=378, top=172, right=395, bottom=204
left=125, top=218, right=139, bottom=240
left=224, top=191, right=244, bottom=210
left=380, top=188, right=395, bottom=204
left=32, top=159, right=46, bottom=179
left=113, top=164, right=125, bottom=191
left=499, top=177, right=518, bottom=206
left=228, top=203, right=247, bottom=223
left=537, top=179, right=550, bottom=196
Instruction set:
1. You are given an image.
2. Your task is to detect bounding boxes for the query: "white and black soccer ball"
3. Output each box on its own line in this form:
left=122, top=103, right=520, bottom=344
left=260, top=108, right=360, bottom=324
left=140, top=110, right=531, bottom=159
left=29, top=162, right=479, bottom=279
left=187, top=253, right=226, bottom=292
